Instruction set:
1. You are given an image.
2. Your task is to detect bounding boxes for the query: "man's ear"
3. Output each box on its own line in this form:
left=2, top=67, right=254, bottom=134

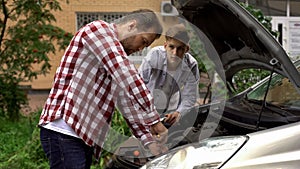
left=185, top=45, right=190, bottom=52
left=128, top=20, right=137, bottom=32
left=164, top=41, right=168, bottom=48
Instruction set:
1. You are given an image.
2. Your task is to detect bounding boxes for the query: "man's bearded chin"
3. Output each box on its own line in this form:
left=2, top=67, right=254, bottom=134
left=120, top=39, right=131, bottom=55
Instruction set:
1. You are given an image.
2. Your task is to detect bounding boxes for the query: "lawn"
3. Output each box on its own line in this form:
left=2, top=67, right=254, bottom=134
left=0, top=111, right=49, bottom=169
left=0, top=109, right=130, bottom=169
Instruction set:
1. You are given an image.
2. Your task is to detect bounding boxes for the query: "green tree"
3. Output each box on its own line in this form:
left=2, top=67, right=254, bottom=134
left=239, top=2, right=279, bottom=37
left=0, top=0, right=72, bottom=121
left=232, top=1, right=279, bottom=93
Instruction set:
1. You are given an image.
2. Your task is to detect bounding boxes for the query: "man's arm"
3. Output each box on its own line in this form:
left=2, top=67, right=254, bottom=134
left=116, top=91, right=168, bottom=155
left=81, top=21, right=167, bottom=154
left=176, top=57, right=200, bottom=114
left=81, top=21, right=160, bottom=125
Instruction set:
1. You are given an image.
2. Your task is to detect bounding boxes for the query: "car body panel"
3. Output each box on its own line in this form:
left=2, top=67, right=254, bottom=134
left=222, top=121, right=300, bottom=168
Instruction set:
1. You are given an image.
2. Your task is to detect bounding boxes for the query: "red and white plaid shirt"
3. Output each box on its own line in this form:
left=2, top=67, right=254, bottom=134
left=39, top=20, right=160, bottom=159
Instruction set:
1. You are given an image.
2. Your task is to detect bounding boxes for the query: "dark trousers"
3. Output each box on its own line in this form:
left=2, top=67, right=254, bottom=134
left=40, top=127, right=93, bottom=169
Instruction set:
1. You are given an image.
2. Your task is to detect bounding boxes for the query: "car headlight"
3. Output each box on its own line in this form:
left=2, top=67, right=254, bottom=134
left=141, top=136, right=248, bottom=169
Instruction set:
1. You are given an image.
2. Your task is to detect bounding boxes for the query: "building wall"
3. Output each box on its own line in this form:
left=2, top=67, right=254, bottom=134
left=26, top=0, right=171, bottom=89
left=239, top=0, right=300, bottom=59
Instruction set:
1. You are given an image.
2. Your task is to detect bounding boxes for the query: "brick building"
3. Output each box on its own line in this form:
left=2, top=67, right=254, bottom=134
left=23, top=0, right=300, bottom=110
left=25, top=0, right=300, bottom=90
left=22, top=0, right=179, bottom=110
left=24, top=0, right=175, bottom=89
left=239, top=0, right=300, bottom=59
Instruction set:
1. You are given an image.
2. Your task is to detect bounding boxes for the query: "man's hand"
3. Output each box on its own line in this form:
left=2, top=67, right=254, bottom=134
left=150, top=121, right=168, bottom=144
left=148, top=121, right=169, bottom=156
left=164, top=111, right=181, bottom=125
left=147, top=142, right=168, bottom=156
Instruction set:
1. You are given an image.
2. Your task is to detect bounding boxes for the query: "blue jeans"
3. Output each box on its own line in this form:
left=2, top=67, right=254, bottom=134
left=40, top=127, right=93, bottom=169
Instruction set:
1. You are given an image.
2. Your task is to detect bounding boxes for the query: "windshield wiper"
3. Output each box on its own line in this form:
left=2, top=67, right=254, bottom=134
left=247, top=99, right=290, bottom=116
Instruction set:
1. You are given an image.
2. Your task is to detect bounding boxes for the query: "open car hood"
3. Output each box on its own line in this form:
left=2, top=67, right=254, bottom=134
left=172, top=0, right=300, bottom=89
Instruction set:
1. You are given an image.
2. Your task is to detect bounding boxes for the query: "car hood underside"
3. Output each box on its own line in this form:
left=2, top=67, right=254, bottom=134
left=172, top=0, right=300, bottom=89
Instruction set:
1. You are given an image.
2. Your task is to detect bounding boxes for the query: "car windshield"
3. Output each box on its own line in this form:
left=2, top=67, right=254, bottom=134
left=247, top=62, right=300, bottom=108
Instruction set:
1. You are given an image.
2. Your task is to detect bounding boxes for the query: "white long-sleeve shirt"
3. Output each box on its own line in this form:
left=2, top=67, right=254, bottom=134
left=138, top=46, right=200, bottom=116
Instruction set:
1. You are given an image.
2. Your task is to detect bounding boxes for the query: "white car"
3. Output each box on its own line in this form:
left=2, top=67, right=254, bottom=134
left=141, top=0, right=300, bottom=168
left=106, top=0, right=300, bottom=168
left=141, top=121, right=300, bottom=168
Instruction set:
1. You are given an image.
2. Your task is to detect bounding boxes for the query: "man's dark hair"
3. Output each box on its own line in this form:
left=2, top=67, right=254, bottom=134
left=117, top=9, right=163, bottom=39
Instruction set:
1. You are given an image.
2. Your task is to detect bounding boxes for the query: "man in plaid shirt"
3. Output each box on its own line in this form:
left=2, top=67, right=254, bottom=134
left=39, top=9, right=168, bottom=169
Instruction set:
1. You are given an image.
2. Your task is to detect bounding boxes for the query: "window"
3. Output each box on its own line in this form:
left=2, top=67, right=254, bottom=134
left=246, top=0, right=287, bottom=16
left=240, top=0, right=300, bottom=17
left=76, top=12, right=127, bottom=30
left=75, top=12, right=149, bottom=62
left=290, top=0, right=300, bottom=16
left=247, top=62, right=300, bottom=108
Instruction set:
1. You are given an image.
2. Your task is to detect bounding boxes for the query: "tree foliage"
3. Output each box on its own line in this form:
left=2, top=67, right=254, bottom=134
left=0, top=0, right=72, bottom=120
left=239, top=2, right=279, bottom=38
left=232, top=1, right=279, bottom=93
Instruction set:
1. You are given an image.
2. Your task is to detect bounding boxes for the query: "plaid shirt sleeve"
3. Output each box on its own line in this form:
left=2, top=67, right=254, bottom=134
left=116, top=90, right=160, bottom=146
left=81, top=21, right=160, bottom=143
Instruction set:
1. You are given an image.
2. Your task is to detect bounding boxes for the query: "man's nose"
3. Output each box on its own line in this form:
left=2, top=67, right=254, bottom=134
left=172, top=48, right=177, bottom=55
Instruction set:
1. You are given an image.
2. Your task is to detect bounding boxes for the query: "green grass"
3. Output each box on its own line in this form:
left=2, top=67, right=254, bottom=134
left=0, top=111, right=49, bottom=169
left=0, top=109, right=130, bottom=169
